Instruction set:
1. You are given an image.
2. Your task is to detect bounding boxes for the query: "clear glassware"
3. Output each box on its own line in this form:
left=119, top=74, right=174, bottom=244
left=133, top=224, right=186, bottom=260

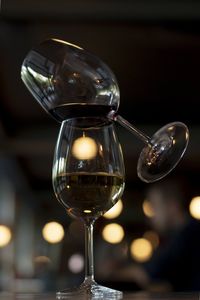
left=21, top=38, right=119, bottom=121
left=52, top=117, right=125, bottom=299
left=21, top=38, right=189, bottom=183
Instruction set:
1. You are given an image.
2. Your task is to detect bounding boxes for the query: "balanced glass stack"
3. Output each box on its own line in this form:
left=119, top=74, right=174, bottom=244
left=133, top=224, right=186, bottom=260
left=21, top=38, right=189, bottom=299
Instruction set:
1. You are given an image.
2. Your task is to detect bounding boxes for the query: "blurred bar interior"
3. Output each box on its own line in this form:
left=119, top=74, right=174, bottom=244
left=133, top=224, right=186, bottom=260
left=1, top=0, right=200, bottom=294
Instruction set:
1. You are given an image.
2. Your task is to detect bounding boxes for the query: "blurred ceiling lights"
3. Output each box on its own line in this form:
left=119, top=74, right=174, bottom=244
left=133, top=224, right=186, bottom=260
left=189, top=196, right=200, bottom=220
left=42, top=221, right=64, bottom=244
left=72, top=136, right=98, bottom=160
left=0, top=225, right=12, bottom=247
left=130, top=238, right=153, bottom=262
left=142, top=199, right=155, bottom=218
left=102, top=223, right=124, bottom=244
left=68, top=253, right=84, bottom=273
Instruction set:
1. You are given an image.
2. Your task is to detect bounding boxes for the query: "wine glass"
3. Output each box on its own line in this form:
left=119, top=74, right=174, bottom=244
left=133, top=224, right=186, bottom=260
left=21, top=38, right=189, bottom=183
left=52, top=117, right=125, bottom=299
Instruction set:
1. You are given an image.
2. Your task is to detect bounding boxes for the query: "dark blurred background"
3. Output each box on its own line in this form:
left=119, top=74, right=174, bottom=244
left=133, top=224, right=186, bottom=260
left=1, top=0, right=200, bottom=294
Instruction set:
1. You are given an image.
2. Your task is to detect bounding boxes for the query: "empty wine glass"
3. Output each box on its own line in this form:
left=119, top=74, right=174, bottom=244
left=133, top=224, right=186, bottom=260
left=21, top=38, right=189, bottom=183
left=52, top=117, right=125, bottom=299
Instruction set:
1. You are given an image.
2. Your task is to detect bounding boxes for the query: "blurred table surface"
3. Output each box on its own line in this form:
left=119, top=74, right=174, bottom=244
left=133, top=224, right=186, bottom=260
left=0, top=292, right=199, bottom=300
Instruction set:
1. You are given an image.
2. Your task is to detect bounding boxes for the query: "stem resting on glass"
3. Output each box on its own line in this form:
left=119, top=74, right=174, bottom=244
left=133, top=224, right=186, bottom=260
left=115, top=115, right=150, bottom=145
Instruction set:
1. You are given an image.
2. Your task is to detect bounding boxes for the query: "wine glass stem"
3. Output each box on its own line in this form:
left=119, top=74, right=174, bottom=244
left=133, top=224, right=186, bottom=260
left=84, top=220, right=95, bottom=284
left=115, top=115, right=151, bottom=145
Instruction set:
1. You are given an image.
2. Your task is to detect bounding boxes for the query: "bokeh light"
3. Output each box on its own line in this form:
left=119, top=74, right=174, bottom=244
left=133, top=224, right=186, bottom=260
left=142, top=200, right=154, bottom=218
left=42, top=221, right=64, bottom=244
left=143, top=230, right=159, bottom=250
left=0, top=225, right=12, bottom=247
left=130, top=238, right=153, bottom=262
left=189, top=196, right=200, bottom=220
left=68, top=254, right=84, bottom=273
left=103, top=199, right=123, bottom=219
left=72, top=136, right=97, bottom=160
left=102, top=223, right=124, bottom=244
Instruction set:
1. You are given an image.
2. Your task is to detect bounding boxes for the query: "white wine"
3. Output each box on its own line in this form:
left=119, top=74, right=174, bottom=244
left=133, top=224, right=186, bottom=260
left=54, top=172, right=125, bottom=220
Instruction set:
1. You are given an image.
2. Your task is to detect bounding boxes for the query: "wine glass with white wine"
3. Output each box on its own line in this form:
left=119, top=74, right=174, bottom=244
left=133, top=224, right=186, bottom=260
left=52, top=117, right=125, bottom=299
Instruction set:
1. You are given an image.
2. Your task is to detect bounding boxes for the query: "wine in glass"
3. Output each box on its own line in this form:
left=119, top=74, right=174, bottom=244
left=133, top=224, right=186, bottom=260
left=52, top=117, right=125, bottom=299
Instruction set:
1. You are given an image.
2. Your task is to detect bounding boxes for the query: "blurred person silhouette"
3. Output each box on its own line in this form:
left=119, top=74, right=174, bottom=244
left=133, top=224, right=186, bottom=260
left=115, top=178, right=200, bottom=292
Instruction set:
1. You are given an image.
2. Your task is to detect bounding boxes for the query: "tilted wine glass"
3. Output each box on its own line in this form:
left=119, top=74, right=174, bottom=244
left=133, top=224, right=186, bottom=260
left=52, top=117, right=125, bottom=299
left=21, top=38, right=189, bottom=183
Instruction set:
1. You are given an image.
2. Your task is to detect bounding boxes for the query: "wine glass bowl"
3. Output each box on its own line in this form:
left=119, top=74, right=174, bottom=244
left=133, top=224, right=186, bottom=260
left=137, top=122, right=189, bottom=183
left=21, top=39, right=119, bottom=122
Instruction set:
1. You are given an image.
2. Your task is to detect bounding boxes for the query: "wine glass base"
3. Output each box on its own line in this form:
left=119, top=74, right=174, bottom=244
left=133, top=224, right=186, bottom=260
left=137, top=122, right=189, bottom=183
left=56, top=281, right=123, bottom=299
